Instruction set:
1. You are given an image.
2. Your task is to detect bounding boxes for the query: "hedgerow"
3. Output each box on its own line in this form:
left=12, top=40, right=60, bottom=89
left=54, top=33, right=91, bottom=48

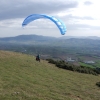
left=46, top=59, right=100, bottom=75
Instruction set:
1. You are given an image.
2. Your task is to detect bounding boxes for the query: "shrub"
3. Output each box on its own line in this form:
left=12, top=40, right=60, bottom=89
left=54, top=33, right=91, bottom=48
left=96, top=82, right=100, bottom=87
left=46, top=59, right=56, bottom=64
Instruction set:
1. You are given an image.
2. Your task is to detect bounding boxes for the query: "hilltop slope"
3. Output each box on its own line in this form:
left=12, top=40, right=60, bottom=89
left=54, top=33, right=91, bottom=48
left=0, top=50, right=100, bottom=100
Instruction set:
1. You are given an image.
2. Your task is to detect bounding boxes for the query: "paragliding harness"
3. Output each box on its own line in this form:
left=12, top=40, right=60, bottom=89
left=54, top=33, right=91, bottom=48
left=36, top=55, right=40, bottom=62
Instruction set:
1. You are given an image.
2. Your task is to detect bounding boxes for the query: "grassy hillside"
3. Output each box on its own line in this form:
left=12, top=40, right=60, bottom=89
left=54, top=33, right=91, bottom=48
left=0, top=50, right=100, bottom=100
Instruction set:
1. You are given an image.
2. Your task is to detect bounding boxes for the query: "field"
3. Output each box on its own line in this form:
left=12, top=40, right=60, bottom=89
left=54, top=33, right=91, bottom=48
left=0, top=50, right=100, bottom=100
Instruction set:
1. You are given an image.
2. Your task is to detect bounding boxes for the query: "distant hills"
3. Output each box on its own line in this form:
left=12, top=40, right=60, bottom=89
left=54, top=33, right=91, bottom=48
left=0, top=35, right=100, bottom=47
left=59, top=36, right=100, bottom=40
left=0, top=35, right=56, bottom=44
left=1, top=35, right=100, bottom=41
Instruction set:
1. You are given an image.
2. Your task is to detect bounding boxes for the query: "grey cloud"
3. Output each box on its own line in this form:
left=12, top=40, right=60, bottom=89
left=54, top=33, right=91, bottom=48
left=0, top=0, right=78, bottom=20
left=63, top=14, right=99, bottom=31
left=84, top=1, right=93, bottom=5
left=65, top=14, right=94, bottom=20
left=67, top=23, right=100, bottom=30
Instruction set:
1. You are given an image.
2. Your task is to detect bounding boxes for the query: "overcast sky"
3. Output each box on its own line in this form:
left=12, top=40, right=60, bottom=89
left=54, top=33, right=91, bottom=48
left=0, top=0, right=100, bottom=37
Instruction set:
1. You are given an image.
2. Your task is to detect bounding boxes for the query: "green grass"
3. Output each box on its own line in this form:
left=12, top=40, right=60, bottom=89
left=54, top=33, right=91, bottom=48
left=0, top=50, right=100, bottom=100
left=79, top=61, right=100, bottom=68
left=79, top=62, right=94, bottom=68
left=94, top=60, right=100, bottom=68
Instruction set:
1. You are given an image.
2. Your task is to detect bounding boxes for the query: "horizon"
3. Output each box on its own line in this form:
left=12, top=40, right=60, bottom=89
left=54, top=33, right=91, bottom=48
left=0, top=34, right=100, bottom=38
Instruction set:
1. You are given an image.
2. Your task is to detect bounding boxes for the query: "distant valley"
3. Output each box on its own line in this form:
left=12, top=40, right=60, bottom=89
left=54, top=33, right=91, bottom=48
left=0, top=34, right=100, bottom=68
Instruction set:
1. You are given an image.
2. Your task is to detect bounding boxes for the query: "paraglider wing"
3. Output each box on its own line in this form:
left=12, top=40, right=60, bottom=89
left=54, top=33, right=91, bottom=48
left=22, top=14, right=66, bottom=35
